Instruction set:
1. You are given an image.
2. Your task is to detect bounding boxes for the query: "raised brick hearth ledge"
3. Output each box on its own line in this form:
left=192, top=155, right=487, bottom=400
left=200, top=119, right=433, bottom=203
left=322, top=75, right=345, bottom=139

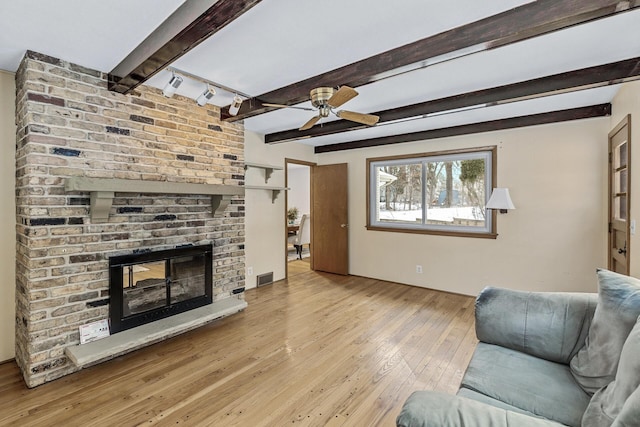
left=66, top=298, right=247, bottom=368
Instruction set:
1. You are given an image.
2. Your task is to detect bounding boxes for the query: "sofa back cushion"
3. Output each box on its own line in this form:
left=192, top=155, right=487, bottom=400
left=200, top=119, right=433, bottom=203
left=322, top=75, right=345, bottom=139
left=475, top=287, right=596, bottom=364
left=582, top=315, right=640, bottom=426
left=570, top=269, right=640, bottom=395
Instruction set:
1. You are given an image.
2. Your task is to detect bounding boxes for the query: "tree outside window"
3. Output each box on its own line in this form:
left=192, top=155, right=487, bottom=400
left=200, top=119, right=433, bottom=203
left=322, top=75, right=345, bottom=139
left=367, top=147, right=496, bottom=238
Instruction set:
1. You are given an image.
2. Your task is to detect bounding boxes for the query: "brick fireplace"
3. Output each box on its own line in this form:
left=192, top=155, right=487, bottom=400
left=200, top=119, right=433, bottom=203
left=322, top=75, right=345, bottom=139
left=14, top=51, right=246, bottom=387
left=108, top=244, right=214, bottom=333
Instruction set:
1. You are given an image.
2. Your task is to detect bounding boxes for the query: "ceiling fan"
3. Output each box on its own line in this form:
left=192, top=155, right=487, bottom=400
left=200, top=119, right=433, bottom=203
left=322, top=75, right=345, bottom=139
left=263, top=86, right=380, bottom=131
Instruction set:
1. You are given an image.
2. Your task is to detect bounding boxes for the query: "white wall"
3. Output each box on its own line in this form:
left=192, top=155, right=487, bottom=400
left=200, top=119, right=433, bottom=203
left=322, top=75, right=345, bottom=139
left=611, top=80, right=640, bottom=278
left=287, top=166, right=310, bottom=217
left=0, top=71, right=16, bottom=362
left=244, top=131, right=315, bottom=288
left=243, top=87, right=640, bottom=296
left=318, top=118, right=609, bottom=295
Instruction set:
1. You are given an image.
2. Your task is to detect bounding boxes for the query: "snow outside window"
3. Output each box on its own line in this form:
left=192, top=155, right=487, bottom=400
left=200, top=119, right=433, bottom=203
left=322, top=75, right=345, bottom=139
left=367, top=147, right=496, bottom=238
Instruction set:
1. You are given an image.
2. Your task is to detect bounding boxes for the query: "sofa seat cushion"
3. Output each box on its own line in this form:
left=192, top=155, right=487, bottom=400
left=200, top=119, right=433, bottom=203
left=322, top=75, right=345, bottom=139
left=461, top=343, right=590, bottom=427
left=457, top=387, right=541, bottom=418
left=397, top=391, right=565, bottom=427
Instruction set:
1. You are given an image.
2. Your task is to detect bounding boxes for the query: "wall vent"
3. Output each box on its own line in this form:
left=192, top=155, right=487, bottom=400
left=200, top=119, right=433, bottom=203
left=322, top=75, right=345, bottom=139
left=256, top=272, right=274, bottom=287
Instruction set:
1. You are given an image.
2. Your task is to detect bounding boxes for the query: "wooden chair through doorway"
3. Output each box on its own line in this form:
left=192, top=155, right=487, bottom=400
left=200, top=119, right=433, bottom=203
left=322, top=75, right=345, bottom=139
left=288, top=214, right=310, bottom=260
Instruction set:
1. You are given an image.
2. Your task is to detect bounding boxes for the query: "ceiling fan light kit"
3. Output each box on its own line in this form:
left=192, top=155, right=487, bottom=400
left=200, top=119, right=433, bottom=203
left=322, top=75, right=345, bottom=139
left=265, top=85, right=380, bottom=131
left=310, top=87, right=338, bottom=112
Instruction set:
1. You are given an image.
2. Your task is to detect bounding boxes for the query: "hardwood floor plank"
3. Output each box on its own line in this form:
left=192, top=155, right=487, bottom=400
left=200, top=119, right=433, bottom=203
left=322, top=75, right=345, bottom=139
left=0, top=270, right=477, bottom=426
left=288, top=258, right=311, bottom=277
left=193, top=280, right=415, bottom=426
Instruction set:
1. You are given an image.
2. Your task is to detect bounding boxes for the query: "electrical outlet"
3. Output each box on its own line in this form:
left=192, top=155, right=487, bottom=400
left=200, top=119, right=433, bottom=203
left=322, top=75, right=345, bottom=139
left=247, top=266, right=253, bottom=276
left=416, top=265, right=423, bottom=274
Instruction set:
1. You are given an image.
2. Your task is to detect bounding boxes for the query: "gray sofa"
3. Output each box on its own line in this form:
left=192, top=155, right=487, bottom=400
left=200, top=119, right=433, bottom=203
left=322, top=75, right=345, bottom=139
left=397, top=269, right=640, bottom=427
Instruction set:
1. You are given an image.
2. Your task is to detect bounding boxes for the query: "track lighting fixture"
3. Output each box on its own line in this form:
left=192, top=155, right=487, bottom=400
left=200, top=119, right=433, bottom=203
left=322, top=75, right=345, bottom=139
left=162, top=73, right=183, bottom=97
left=162, top=67, right=252, bottom=110
left=228, top=95, right=243, bottom=116
left=196, top=86, right=216, bottom=106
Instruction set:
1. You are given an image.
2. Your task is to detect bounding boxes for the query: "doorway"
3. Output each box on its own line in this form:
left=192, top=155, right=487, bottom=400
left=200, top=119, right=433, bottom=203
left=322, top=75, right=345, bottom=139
left=285, top=159, right=315, bottom=278
left=608, top=115, right=631, bottom=275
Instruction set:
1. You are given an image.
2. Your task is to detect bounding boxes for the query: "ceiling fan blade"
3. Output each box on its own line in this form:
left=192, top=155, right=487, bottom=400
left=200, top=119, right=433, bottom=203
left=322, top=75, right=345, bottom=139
left=263, top=103, right=315, bottom=111
left=327, top=86, right=358, bottom=108
left=299, top=115, right=321, bottom=131
left=336, top=110, right=380, bottom=126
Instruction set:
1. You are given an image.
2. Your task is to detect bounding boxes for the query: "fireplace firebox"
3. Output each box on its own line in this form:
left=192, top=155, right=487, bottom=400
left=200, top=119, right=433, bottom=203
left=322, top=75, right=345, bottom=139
left=109, top=245, right=213, bottom=333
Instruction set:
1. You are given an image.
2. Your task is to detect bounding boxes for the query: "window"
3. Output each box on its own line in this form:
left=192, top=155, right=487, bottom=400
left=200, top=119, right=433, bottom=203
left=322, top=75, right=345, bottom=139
left=367, top=146, right=496, bottom=238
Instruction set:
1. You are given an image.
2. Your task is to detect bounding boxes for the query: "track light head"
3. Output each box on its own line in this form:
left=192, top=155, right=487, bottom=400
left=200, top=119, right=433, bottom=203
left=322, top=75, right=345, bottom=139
left=162, top=74, right=183, bottom=97
left=228, top=95, right=243, bottom=116
left=196, top=86, right=216, bottom=106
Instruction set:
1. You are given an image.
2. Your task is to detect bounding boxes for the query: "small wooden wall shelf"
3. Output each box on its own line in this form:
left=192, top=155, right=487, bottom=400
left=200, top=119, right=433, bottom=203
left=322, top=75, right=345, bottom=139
left=244, top=162, right=283, bottom=183
left=65, top=177, right=244, bottom=223
left=244, top=185, right=289, bottom=203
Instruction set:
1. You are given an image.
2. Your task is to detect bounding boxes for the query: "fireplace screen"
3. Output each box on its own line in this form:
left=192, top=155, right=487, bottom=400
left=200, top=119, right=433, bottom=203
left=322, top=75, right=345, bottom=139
left=109, top=245, right=213, bottom=333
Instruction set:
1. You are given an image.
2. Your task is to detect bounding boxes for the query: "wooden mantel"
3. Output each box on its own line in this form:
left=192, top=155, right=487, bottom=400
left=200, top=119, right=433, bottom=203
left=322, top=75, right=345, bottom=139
left=64, top=177, right=245, bottom=223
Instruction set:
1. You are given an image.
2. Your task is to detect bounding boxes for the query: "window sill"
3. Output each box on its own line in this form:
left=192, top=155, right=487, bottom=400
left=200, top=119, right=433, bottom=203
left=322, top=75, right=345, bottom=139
left=366, top=225, right=498, bottom=239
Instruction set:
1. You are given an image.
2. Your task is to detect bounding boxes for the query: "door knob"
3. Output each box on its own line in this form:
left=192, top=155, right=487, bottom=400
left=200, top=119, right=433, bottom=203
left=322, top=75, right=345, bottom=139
left=618, top=242, right=627, bottom=255
left=340, top=224, right=349, bottom=228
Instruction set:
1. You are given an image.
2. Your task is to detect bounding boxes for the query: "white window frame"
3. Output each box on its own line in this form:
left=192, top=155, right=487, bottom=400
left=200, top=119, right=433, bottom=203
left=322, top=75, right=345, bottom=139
left=366, top=146, right=497, bottom=238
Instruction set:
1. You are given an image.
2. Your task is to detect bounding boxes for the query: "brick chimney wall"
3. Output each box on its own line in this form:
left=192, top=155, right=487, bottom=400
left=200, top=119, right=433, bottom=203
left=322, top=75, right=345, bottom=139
left=14, top=51, right=245, bottom=387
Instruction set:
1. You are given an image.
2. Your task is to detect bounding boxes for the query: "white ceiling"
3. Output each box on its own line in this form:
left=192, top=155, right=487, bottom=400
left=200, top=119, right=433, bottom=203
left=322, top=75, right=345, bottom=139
left=1, top=1, right=638, bottom=149
left=0, top=0, right=184, bottom=73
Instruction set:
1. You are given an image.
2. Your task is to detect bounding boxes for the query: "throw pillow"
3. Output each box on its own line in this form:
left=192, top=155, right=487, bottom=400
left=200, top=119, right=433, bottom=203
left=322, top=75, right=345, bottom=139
left=582, top=315, right=640, bottom=426
left=611, top=386, right=640, bottom=427
left=570, top=269, right=640, bottom=395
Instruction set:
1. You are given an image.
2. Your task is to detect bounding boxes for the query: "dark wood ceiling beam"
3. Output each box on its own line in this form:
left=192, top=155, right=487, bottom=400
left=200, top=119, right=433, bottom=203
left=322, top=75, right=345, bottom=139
left=314, top=104, right=611, bottom=154
left=108, top=0, right=263, bottom=94
left=266, top=57, right=640, bottom=143
left=222, top=0, right=639, bottom=121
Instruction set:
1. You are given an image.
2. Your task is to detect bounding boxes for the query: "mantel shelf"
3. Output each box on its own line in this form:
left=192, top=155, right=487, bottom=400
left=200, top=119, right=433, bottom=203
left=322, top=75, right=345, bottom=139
left=244, top=185, right=289, bottom=203
left=244, top=162, right=283, bottom=183
left=64, top=177, right=244, bottom=223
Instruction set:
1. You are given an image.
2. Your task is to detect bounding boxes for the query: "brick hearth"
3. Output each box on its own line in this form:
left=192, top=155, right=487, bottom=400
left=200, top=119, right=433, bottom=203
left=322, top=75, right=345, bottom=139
left=14, top=51, right=246, bottom=387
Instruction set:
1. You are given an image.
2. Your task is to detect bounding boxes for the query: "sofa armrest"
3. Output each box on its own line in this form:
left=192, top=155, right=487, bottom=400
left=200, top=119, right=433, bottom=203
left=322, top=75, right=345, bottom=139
left=475, top=287, right=597, bottom=364
left=396, top=391, right=564, bottom=427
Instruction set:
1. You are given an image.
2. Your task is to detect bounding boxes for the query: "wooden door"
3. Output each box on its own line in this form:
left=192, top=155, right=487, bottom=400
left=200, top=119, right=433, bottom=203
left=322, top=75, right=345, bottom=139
left=608, top=115, right=631, bottom=275
left=312, top=163, right=349, bottom=275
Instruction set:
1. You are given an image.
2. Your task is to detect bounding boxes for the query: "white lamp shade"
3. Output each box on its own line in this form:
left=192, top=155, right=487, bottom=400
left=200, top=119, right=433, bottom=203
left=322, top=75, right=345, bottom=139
left=486, top=188, right=515, bottom=210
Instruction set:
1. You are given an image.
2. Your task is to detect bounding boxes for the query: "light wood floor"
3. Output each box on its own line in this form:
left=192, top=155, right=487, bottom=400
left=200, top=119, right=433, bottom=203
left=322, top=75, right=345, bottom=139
left=288, top=258, right=311, bottom=278
left=0, top=269, right=477, bottom=426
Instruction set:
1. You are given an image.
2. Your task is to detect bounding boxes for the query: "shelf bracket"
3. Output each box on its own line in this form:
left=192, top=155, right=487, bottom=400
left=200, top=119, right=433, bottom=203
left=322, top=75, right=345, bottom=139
left=263, top=167, right=274, bottom=183
left=270, top=189, right=281, bottom=203
left=211, top=195, right=232, bottom=215
left=90, top=191, right=115, bottom=223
